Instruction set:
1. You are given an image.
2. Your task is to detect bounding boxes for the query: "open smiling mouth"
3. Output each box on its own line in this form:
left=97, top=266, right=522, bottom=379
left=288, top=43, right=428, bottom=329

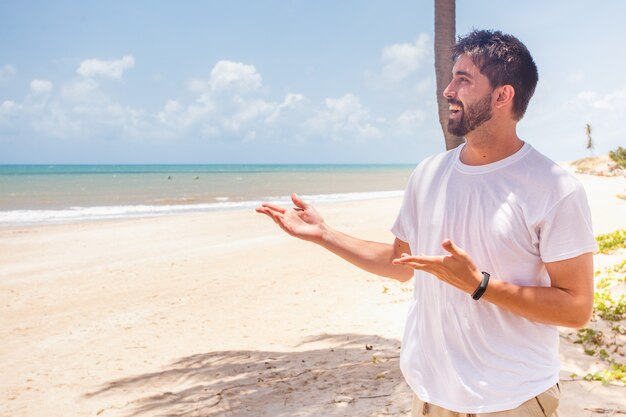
left=449, top=103, right=463, bottom=117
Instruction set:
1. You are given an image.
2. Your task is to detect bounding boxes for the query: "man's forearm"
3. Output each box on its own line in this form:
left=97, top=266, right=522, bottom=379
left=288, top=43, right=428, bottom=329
left=482, top=281, right=593, bottom=328
left=482, top=254, right=594, bottom=328
left=317, top=225, right=413, bottom=282
left=391, top=244, right=594, bottom=328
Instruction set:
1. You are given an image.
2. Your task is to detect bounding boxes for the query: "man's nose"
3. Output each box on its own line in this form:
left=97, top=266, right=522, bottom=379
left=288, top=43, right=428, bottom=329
left=443, top=82, right=455, bottom=99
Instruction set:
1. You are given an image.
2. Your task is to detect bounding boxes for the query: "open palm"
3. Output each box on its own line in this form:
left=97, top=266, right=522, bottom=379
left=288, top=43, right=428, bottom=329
left=256, top=194, right=325, bottom=243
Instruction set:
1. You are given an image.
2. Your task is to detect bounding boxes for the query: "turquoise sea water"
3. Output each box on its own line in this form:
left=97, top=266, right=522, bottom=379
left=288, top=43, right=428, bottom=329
left=0, top=164, right=414, bottom=225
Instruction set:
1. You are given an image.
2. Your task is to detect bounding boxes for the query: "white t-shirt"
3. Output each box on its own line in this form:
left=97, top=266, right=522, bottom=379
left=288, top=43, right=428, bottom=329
left=391, top=142, right=597, bottom=413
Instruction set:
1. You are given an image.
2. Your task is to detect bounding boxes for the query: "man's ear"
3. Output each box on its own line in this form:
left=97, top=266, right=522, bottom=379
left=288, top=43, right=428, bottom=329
left=494, top=85, right=515, bottom=109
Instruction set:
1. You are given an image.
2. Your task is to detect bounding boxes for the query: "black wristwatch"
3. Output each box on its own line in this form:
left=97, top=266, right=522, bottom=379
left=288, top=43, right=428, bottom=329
left=471, top=272, right=491, bottom=300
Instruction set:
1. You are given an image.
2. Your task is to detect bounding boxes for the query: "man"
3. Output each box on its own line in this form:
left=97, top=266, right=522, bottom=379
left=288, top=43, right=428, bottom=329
left=256, top=30, right=597, bottom=416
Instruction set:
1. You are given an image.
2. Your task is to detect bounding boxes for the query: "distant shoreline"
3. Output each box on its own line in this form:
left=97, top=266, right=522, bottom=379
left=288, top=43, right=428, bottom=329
left=0, top=163, right=414, bottom=226
left=0, top=190, right=405, bottom=227
left=3, top=158, right=623, bottom=227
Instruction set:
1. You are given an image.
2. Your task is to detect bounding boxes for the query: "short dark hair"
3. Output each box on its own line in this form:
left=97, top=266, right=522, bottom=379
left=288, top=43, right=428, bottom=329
left=452, top=29, right=538, bottom=121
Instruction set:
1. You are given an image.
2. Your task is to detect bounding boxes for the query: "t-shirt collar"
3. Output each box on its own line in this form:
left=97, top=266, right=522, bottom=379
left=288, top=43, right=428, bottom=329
left=454, top=141, right=532, bottom=174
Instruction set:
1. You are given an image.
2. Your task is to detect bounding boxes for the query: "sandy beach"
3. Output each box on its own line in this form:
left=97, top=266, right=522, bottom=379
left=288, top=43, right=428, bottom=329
left=1, top=170, right=625, bottom=416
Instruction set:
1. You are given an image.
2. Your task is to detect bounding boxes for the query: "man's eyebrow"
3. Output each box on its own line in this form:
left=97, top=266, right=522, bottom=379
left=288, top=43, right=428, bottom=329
left=454, top=70, right=473, bottom=78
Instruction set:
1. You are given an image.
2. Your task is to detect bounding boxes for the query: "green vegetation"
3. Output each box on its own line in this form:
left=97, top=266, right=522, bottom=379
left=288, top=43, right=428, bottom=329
left=609, top=146, right=626, bottom=169
left=582, top=363, right=626, bottom=384
left=596, top=229, right=626, bottom=254
left=596, top=260, right=626, bottom=290
left=593, top=291, right=626, bottom=321
left=574, top=300, right=626, bottom=384
left=573, top=233, right=626, bottom=384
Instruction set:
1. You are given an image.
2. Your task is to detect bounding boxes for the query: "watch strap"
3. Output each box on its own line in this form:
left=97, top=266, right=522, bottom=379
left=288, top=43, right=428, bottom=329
left=471, top=272, right=491, bottom=300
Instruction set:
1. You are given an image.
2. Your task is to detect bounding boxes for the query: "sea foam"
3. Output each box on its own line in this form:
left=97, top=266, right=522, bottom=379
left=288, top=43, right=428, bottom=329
left=0, top=190, right=403, bottom=226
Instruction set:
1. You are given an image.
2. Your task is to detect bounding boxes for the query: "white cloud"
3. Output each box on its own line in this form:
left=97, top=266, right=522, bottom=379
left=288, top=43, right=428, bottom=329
left=0, top=100, right=21, bottom=114
left=306, top=93, right=381, bottom=140
left=382, top=33, right=430, bottom=82
left=397, top=109, right=425, bottom=124
left=224, top=97, right=275, bottom=132
left=324, top=94, right=365, bottom=121
left=77, top=55, right=135, bottom=79
left=162, top=62, right=303, bottom=138
left=187, top=78, right=209, bottom=93
left=61, top=79, right=102, bottom=103
left=0, top=100, right=23, bottom=132
left=209, top=60, right=262, bottom=93
left=282, top=93, right=304, bottom=108
left=589, top=88, right=626, bottom=111
left=157, top=100, right=183, bottom=126
left=4, top=54, right=417, bottom=148
left=30, top=79, right=53, bottom=94
left=575, top=88, right=626, bottom=111
left=395, top=109, right=426, bottom=134
left=188, top=94, right=216, bottom=119
left=0, top=64, right=16, bottom=82
left=266, top=93, right=304, bottom=123
left=157, top=95, right=216, bottom=130
left=18, top=75, right=148, bottom=141
left=29, top=98, right=148, bottom=141
left=187, top=60, right=263, bottom=94
left=156, top=85, right=306, bottom=141
left=164, top=100, right=182, bottom=114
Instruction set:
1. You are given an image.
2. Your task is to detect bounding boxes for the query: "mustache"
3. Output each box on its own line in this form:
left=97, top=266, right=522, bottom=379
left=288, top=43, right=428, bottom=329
left=447, top=99, right=464, bottom=109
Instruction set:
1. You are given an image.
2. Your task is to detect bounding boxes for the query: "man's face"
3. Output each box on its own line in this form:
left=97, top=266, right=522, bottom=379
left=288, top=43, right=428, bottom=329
left=444, top=54, right=494, bottom=137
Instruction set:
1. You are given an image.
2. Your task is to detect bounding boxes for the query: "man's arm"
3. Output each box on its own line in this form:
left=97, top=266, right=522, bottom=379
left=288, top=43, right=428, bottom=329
left=483, top=252, right=594, bottom=328
left=393, top=239, right=594, bottom=328
left=256, top=194, right=413, bottom=282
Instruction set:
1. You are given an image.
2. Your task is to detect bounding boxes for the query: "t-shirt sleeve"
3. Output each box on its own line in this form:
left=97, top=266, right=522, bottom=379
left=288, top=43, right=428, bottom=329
left=391, top=170, right=416, bottom=244
left=538, top=185, right=598, bottom=263
left=391, top=207, right=410, bottom=243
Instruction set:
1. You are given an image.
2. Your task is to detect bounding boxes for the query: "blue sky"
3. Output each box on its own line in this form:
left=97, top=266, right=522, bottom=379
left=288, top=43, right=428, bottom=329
left=1, top=0, right=624, bottom=164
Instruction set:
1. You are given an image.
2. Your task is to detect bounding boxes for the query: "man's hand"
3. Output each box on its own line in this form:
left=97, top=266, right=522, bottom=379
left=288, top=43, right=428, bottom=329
left=393, top=239, right=594, bottom=327
left=256, top=193, right=325, bottom=243
left=392, top=239, right=482, bottom=294
left=256, top=193, right=413, bottom=282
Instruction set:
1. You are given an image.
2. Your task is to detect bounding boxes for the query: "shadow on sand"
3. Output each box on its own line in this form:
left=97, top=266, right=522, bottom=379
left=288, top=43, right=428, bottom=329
left=85, top=333, right=412, bottom=417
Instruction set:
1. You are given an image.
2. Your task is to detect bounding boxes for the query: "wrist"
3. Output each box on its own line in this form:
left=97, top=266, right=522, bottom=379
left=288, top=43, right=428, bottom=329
left=471, top=272, right=491, bottom=300
left=317, top=222, right=333, bottom=246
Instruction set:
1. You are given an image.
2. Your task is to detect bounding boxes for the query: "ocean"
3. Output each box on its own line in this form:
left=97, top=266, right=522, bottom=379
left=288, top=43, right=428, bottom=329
left=0, top=164, right=415, bottom=226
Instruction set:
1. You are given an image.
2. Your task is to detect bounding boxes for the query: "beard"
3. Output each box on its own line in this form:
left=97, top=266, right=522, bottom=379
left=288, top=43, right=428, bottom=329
left=447, top=92, right=493, bottom=137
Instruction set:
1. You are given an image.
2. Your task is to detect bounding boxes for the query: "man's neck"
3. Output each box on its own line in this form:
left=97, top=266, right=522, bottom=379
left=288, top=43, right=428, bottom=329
left=460, top=125, right=524, bottom=166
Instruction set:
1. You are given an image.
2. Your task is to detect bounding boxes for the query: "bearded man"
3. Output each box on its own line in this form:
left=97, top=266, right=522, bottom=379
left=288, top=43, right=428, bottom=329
left=257, top=30, right=597, bottom=416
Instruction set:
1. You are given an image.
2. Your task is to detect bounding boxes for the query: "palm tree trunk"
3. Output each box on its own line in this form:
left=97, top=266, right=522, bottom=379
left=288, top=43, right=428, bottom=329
left=434, top=0, right=464, bottom=150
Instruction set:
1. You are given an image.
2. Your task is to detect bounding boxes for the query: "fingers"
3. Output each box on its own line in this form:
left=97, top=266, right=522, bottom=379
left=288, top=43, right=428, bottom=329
left=257, top=203, right=286, bottom=214
left=392, top=257, right=423, bottom=266
left=442, top=239, right=465, bottom=257
left=442, top=239, right=454, bottom=252
left=391, top=253, right=410, bottom=265
left=394, top=254, right=441, bottom=263
left=256, top=205, right=281, bottom=222
left=257, top=207, right=297, bottom=237
left=255, top=194, right=308, bottom=215
left=392, top=254, right=436, bottom=269
left=291, top=193, right=309, bottom=210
